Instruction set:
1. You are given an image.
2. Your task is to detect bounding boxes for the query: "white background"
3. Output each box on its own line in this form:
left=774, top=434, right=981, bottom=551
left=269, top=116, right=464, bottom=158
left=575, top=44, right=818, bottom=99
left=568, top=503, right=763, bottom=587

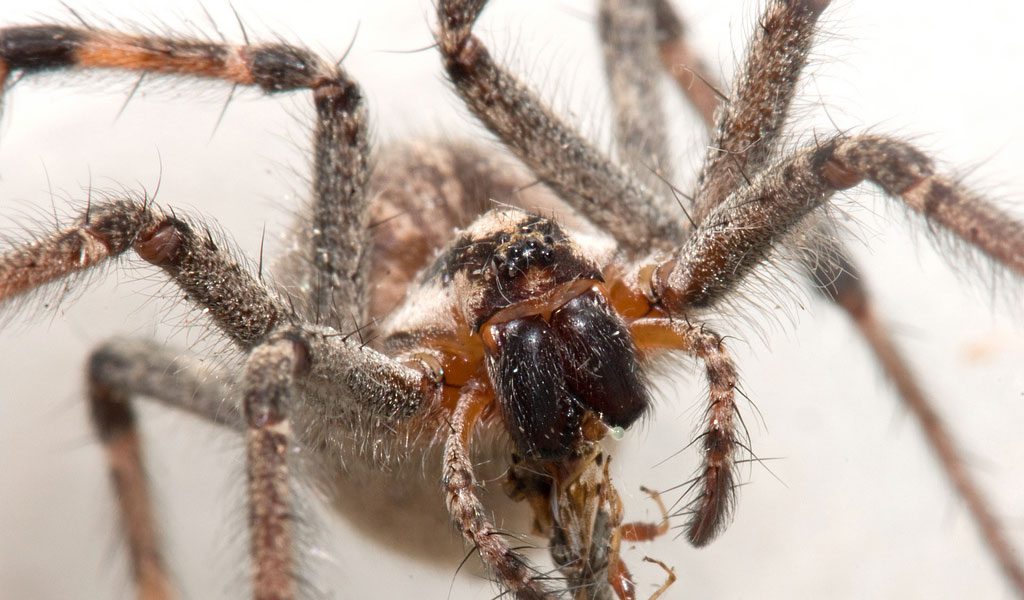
left=1, top=1, right=1023, bottom=598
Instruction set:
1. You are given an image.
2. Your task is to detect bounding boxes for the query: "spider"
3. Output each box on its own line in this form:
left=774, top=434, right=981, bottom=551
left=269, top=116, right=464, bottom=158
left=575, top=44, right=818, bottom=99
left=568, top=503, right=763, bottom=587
left=2, top=1, right=1024, bottom=597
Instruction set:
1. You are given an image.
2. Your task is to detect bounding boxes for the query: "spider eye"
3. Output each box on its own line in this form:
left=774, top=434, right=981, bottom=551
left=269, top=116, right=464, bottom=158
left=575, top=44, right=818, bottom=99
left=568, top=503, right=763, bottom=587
left=495, top=234, right=557, bottom=279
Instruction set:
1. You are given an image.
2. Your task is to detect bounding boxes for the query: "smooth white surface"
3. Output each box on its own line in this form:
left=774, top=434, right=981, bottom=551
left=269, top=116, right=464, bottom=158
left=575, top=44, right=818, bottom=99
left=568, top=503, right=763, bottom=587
left=1, top=1, right=1022, bottom=598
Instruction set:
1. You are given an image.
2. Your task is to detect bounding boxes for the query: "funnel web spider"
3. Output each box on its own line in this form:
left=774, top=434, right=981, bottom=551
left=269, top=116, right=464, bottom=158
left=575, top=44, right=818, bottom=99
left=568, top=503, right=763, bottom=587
left=1, top=0, right=1023, bottom=599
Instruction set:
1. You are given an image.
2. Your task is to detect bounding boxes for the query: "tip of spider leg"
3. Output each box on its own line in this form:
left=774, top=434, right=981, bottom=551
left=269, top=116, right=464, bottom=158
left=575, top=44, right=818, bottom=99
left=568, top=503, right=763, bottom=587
left=684, top=466, right=735, bottom=547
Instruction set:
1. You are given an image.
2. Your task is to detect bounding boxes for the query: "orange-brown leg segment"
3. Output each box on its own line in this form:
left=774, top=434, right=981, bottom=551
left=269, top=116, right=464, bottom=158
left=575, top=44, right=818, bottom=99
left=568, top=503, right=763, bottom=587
left=618, top=487, right=670, bottom=544
left=89, top=368, right=175, bottom=600
left=639, top=557, right=676, bottom=600
left=607, top=486, right=673, bottom=600
left=631, top=319, right=739, bottom=546
left=0, top=26, right=336, bottom=97
left=442, top=382, right=553, bottom=599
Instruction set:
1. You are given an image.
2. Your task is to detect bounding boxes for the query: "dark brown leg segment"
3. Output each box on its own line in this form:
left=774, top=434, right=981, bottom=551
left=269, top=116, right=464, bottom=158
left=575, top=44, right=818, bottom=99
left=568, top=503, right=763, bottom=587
left=0, top=197, right=284, bottom=348
left=655, top=135, right=1024, bottom=312
left=87, top=338, right=241, bottom=600
left=90, top=338, right=241, bottom=429
left=0, top=25, right=336, bottom=93
left=599, top=0, right=675, bottom=194
left=308, top=75, right=372, bottom=329
left=436, top=0, right=683, bottom=256
left=240, top=335, right=310, bottom=600
left=691, top=0, right=828, bottom=223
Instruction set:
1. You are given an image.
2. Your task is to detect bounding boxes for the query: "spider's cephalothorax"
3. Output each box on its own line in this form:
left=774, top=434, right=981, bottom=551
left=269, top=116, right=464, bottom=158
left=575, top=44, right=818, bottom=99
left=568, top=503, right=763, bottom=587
left=390, top=208, right=650, bottom=459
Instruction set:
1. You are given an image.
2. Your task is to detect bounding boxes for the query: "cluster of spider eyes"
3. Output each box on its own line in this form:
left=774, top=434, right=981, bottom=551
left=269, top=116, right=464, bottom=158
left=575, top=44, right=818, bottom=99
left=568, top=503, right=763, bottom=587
left=493, top=233, right=557, bottom=277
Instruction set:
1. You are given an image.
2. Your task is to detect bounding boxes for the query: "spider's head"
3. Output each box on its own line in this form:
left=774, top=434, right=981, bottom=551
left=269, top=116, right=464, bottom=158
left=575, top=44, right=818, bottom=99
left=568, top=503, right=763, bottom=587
left=430, top=208, right=650, bottom=459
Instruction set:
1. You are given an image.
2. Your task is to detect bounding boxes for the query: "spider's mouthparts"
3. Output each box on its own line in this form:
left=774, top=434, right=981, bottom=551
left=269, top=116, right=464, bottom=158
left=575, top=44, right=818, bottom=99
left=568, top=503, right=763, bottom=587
left=482, top=287, right=650, bottom=459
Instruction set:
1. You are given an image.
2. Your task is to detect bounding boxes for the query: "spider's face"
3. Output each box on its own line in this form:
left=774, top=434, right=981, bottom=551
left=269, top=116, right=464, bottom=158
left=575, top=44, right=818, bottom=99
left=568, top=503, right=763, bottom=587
left=481, top=287, right=649, bottom=459
left=428, top=208, right=650, bottom=459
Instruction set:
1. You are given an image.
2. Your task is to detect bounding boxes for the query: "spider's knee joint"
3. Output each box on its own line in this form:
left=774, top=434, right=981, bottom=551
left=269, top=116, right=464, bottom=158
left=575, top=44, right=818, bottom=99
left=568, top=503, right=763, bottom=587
left=86, top=346, right=135, bottom=441
left=819, top=156, right=862, bottom=190
left=246, top=43, right=327, bottom=92
left=134, top=218, right=187, bottom=266
left=313, top=77, right=361, bottom=115
left=273, top=330, right=313, bottom=377
left=440, top=34, right=484, bottom=79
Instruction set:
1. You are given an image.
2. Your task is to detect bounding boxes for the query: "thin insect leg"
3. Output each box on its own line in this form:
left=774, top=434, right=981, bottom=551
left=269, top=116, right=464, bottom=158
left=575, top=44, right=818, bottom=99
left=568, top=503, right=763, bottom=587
left=639, top=557, right=675, bottom=600
left=240, top=335, right=308, bottom=600
left=654, top=135, right=1024, bottom=312
left=605, top=486, right=671, bottom=600
left=617, top=487, right=669, bottom=543
left=629, top=319, right=739, bottom=546
left=692, top=0, right=828, bottom=223
left=442, top=381, right=554, bottom=599
left=599, top=0, right=675, bottom=195
left=435, top=0, right=683, bottom=256
left=0, top=197, right=283, bottom=348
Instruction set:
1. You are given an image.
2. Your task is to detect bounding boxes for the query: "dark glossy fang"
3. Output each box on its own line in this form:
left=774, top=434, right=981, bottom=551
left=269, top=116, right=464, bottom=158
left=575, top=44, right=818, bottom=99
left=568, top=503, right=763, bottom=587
left=486, top=315, right=582, bottom=459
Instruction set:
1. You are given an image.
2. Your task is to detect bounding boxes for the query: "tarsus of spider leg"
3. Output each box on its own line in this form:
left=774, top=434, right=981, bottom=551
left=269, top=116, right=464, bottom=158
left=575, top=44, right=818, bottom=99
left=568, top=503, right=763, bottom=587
left=655, top=1, right=1024, bottom=586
